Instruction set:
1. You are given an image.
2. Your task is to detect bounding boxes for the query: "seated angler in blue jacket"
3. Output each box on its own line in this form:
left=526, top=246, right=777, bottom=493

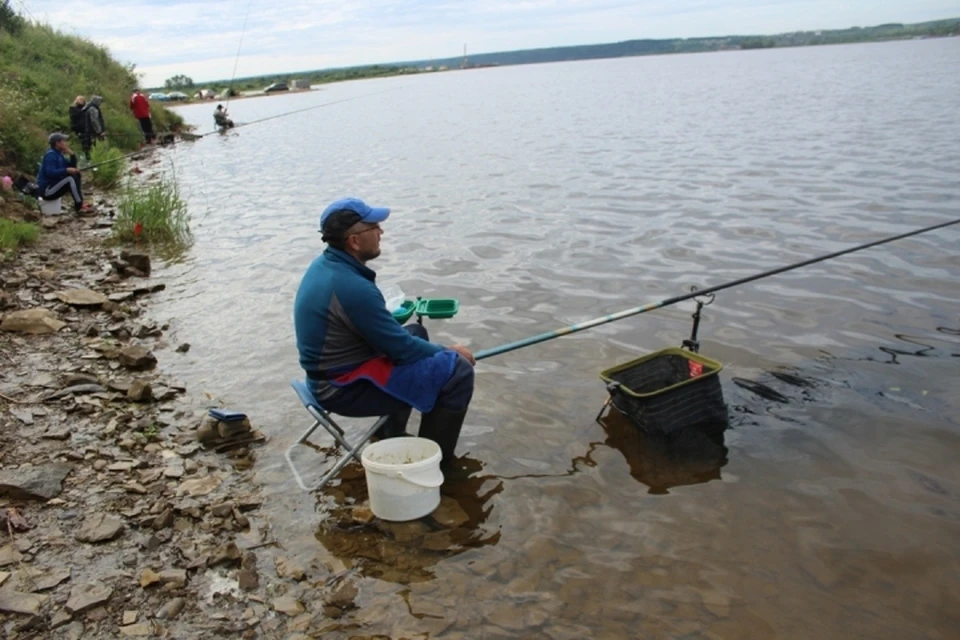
left=36, top=132, right=91, bottom=214
left=294, top=197, right=476, bottom=464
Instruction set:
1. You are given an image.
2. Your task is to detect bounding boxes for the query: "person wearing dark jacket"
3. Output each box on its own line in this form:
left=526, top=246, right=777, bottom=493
left=81, top=95, right=106, bottom=156
left=68, top=96, right=86, bottom=136
left=36, top=132, right=90, bottom=214
left=294, top=197, right=476, bottom=465
left=213, top=104, right=234, bottom=129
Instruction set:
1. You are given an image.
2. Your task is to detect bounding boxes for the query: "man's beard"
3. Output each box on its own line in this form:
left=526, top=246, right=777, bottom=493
left=359, top=247, right=381, bottom=262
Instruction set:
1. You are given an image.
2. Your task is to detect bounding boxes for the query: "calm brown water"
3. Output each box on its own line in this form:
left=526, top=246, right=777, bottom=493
left=153, top=39, right=960, bottom=638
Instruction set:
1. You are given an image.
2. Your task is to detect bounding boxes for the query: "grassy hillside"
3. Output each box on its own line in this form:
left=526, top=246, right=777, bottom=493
left=0, top=6, right=183, bottom=174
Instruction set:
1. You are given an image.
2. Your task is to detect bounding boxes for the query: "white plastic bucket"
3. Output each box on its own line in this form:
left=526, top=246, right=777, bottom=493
left=39, top=197, right=62, bottom=215
left=361, top=437, right=443, bottom=521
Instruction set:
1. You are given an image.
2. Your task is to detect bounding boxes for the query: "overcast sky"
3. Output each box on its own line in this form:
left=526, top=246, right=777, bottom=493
left=18, top=0, right=959, bottom=87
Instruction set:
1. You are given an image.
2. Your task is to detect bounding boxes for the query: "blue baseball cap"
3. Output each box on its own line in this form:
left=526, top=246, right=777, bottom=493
left=318, top=197, right=390, bottom=232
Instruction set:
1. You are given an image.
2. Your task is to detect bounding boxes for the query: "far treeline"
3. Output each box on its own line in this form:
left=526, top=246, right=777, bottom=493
left=199, top=16, right=959, bottom=91
left=414, top=17, right=960, bottom=68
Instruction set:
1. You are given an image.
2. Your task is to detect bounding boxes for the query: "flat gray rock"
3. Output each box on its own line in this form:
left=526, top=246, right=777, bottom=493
left=75, top=513, right=124, bottom=543
left=0, top=463, right=73, bottom=500
left=55, top=288, right=108, bottom=306
left=0, top=590, right=49, bottom=615
left=43, top=384, right=106, bottom=401
left=0, top=308, right=66, bottom=334
left=65, top=582, right=112, bottom=614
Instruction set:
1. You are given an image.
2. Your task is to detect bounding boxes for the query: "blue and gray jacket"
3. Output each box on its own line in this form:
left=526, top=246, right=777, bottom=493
left=37, top=149, right=77, bottom=191
left=294, top=248, right=457, bottom=410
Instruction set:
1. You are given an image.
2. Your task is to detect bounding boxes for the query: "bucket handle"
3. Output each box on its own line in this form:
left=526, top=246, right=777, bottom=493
left=395, top=470, right=444, bottom=488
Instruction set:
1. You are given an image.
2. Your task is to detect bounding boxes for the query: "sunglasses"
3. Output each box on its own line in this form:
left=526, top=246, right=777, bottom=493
left=348, top=223, right=382, bottom=237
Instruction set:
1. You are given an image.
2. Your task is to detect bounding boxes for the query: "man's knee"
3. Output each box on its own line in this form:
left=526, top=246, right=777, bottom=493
left=404, top=323, right=428, bottom=340
left=436, top=356, right=474, bottom=411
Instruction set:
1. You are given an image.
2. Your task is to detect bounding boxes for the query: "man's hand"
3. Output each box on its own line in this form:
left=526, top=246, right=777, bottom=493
left=448, top=344, right=476, bottom=365
left=66, top=167, right=79, bottom=176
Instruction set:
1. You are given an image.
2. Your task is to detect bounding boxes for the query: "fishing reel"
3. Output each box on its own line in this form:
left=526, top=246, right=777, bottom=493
left=682, top=286, right=715, bottom=354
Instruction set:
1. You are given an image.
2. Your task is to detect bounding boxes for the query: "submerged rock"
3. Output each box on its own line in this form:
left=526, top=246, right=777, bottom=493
left=118, top=345, right=157, bottom=370
left=432, top=496, right=470, bottom=528
left=119, top=250, right=151, bottom=273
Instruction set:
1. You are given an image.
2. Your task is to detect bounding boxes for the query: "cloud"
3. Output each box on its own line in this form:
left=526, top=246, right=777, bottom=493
left=20, top=0, right=959, bottom=86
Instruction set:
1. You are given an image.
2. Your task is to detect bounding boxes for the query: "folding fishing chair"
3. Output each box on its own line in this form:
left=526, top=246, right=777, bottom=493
left=285, top=379, right=389, bottom=492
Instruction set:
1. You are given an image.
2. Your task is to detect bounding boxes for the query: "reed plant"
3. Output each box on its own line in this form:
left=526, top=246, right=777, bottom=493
left=111, top=178, right=191, bottom=253
left=85, top=142, right=125, bottom=188
left=0, top=217, right=40, bottom=257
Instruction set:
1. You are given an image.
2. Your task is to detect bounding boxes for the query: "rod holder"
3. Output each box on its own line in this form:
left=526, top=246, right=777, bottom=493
left=681, top=288, right=715, bottom=353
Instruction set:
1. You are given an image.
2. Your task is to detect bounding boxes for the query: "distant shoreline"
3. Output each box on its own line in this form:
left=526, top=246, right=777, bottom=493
left=163, top=29, right=960, bottom=104
left=176, top=16, right=958, bottom=91
left=161, top=87, right=318, bottom=108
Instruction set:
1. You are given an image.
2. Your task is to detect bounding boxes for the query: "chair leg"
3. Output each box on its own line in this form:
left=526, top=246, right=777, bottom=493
left=294, top=419, right=323, bottom=445
left=285, top=415, right=389, bottom=492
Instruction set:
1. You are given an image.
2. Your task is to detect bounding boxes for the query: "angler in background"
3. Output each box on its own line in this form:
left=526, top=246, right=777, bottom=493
left=81, top=95, right=106, bottom=156
left=68, top=96, right=86, bottom=143
left=213, top=104, right=235, bottom=130
left=36, top=133, right=91, bottom=214
left=129, top=88, right=156, bottom=145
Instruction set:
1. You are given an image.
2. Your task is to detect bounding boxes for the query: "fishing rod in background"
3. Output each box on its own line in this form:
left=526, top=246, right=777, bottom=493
left=183, top=88, right=399, bottom=140
left=81, top=0, right=252, bottom=172
left=223, top=0, right=254, bottom=113
left=474, top=216, right=960, bottom=361
left=78, top=89, right=397, bottom=172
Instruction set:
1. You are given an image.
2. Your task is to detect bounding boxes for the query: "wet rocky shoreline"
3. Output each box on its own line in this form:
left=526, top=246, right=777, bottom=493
left=0, top=181, right=342, bottom=638
left=1, top=174, right=490, bottom=639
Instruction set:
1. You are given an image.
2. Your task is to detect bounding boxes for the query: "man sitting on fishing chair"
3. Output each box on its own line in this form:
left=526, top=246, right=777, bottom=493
left=213, top=104, right=234, bottom=130
left=36, top=133, right=91, bottom=214
left=293, top=197, right=476, bottom=464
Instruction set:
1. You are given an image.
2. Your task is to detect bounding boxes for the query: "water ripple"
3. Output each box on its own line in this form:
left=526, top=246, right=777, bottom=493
left=151, top=40, right=960, bottom=638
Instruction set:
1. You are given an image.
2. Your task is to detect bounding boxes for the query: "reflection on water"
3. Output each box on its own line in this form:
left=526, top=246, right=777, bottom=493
left=315, top=455, right=502, bottom=584
left=598, top=407, right=728, bottom=494
left=148, top=39, right=960, bottom=638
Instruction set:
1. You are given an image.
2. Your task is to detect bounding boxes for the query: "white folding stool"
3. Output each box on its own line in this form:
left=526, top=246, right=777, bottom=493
left=285, top=379, right=389, bottom=492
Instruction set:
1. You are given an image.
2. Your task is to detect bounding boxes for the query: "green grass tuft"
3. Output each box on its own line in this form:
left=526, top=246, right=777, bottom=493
left=111, top=178, right=192, bottom=255
left=0, top=217, right=40, bottom=256
left=85, top=142, right=125, bottom=188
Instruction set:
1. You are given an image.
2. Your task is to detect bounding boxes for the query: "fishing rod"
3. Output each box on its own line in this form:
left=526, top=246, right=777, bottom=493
left=79, top=146, right=153, bottom=172
left=474, top=216, right=960, bottom=361
left=224, top=0, right=253, bottom=112
left=80, top=89, right=393, bottom=170
left=186, top=89, right=399, bottom=139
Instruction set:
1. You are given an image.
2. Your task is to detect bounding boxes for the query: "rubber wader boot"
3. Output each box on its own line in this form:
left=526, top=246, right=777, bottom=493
left=417, top=407, right=468, bottom=462
left=374, top=407, right=412, bottom=439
